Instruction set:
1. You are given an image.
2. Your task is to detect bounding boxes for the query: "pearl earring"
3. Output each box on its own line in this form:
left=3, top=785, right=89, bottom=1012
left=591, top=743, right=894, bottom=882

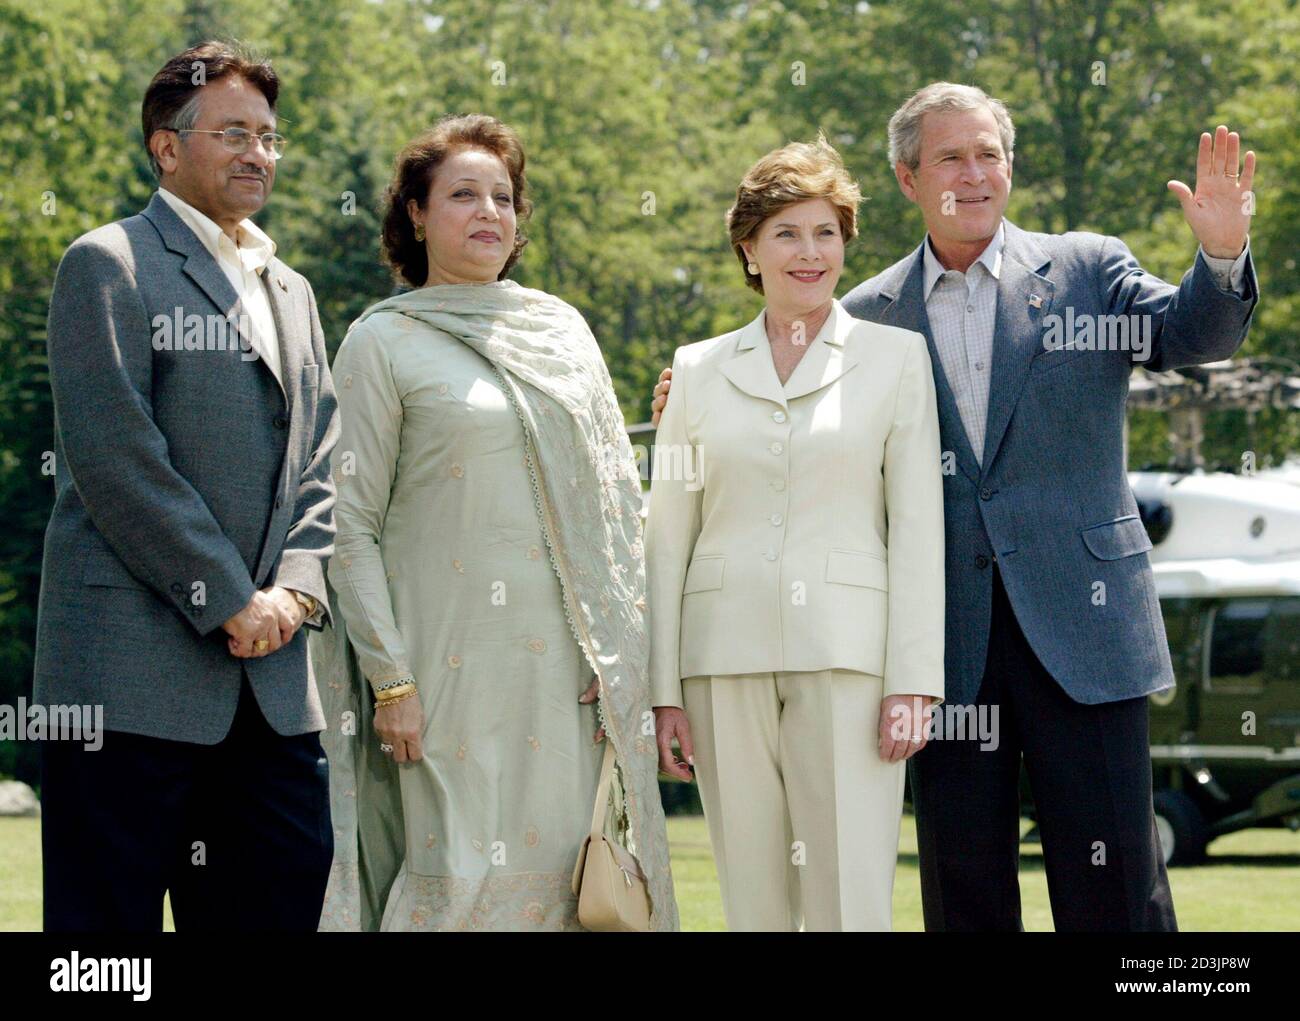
left=747, top=262, right=759, bottom=274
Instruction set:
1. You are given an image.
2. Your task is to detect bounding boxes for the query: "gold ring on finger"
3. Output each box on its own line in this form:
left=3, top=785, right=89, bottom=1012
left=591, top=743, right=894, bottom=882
left=254, top=638, right=269, bottom=651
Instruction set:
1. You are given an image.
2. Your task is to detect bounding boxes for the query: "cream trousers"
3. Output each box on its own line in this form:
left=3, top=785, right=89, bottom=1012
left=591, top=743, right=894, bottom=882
left=683, top=669, right=906, bottom=931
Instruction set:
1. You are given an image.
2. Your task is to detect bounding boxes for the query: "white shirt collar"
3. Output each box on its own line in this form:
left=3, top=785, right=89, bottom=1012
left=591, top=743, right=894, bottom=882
left=156, top=187, right=276, bottom=274
left=922, top=220, right=1005, bottom=298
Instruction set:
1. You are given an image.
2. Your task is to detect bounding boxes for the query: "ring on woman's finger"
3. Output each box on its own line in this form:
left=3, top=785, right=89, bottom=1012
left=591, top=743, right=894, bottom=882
left=379, top=743, right=394, bottom=754
left=254, top=637, right=269, bottom=652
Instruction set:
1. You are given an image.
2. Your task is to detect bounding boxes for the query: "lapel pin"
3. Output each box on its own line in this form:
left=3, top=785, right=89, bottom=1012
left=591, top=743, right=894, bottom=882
left=1028, top=293, right=1042, bottom=308
left=276, top=276, right=288, bottom=292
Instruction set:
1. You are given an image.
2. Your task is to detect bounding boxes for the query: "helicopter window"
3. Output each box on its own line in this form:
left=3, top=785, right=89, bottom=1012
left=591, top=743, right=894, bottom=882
left=1266, top=599, right=1300, bottom=683
left=1205, top=598, right=1300, bottom=692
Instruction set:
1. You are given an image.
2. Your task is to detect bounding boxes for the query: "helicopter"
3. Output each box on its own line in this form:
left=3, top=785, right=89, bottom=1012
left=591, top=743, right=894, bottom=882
left=1122, top=357, right=1300, bottom=865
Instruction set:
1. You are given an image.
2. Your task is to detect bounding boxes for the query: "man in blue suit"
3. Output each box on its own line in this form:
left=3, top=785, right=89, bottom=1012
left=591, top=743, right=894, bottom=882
left=652, top=83, right=1257, bottom=930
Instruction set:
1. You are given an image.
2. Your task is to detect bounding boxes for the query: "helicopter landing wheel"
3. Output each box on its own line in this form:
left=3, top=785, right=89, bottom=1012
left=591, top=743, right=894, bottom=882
left=1153, top=789, right=1208, bottom=866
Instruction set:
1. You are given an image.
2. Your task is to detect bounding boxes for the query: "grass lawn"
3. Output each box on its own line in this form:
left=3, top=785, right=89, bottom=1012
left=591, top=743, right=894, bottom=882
left=2, top=813, right=1296, bottom=931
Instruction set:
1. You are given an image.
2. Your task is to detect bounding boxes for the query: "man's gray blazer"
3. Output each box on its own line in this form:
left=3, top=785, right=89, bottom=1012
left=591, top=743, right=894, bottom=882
left=842, top=220, right=1257, bottom=706
left=34, top=191, right=342, bottom=743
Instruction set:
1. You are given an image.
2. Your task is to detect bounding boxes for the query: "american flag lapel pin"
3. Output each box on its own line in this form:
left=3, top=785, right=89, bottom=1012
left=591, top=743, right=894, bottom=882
left=1028, top=293, right=1042, bottom=308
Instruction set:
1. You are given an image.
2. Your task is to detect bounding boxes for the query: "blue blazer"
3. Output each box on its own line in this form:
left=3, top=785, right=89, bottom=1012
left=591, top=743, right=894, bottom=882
left=841, top=219, right=1257, bottom=705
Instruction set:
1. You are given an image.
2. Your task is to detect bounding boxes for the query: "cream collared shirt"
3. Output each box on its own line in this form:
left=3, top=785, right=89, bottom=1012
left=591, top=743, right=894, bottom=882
left=156, top=188, right=322, bottom=627
left=156, top=187, right=282, bottom=386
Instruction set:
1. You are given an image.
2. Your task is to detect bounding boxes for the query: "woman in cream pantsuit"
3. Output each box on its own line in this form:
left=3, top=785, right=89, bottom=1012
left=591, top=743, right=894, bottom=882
left=646, top=136, right=946, bottom=931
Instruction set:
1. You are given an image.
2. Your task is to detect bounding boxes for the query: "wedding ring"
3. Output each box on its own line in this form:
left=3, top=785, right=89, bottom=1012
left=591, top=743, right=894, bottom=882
left=380, top=743, right=394, bottom=754
left=254, top=638, right=269, bottom=651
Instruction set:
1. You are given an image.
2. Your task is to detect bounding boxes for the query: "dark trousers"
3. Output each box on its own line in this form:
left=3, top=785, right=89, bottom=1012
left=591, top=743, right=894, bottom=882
left=909, top=564, right=1177, bottom=931
left=41, top=676, right=332, bottom=932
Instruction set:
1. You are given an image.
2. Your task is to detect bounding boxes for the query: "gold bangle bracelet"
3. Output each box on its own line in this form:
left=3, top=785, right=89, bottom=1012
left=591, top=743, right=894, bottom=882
left=374, top=689, right=417, bottom=711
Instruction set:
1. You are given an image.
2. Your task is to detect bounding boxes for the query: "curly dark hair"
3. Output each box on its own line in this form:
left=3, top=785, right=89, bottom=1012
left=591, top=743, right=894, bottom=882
left=381, top=114, right=532, bottom=287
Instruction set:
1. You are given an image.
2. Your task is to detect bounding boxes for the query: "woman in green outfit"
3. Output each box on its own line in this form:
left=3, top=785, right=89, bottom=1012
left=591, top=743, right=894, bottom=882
left=309, top=114, right=677, bottom=931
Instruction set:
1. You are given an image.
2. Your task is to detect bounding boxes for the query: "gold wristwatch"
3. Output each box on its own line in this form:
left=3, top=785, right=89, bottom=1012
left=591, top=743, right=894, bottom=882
left=292, top=590, right=318, bottom=618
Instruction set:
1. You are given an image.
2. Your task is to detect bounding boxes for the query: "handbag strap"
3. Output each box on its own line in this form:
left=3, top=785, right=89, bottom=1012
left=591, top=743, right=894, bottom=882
left=588, top=739, right=617, bottom=841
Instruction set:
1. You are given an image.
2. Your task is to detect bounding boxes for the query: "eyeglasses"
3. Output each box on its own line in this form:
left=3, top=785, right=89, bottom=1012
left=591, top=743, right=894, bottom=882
left=166, top=126, right=287, bottom=160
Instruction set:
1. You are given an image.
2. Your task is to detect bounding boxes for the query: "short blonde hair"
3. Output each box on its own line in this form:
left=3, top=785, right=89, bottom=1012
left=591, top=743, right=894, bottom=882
left=726, top=133, right=861, bottom=294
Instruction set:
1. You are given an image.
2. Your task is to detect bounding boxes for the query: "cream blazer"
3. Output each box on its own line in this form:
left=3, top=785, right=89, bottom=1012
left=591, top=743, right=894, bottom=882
left=646, top=298, right=946, bottom=708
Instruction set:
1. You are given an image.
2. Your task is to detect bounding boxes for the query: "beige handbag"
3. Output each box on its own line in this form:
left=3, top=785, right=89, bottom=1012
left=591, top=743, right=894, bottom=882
left=570, top=740, right=652, bottom=931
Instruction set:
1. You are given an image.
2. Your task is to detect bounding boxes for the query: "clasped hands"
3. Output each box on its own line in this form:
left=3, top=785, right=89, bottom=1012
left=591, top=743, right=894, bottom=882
left=221, top=586, right=309, bottom=658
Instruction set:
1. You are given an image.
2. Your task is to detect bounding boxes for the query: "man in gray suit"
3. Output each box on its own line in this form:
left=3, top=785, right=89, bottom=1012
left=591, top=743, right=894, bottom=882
left=652, top=83, right=1257, bottom=930
left=34, top=41, right=341, bottom=930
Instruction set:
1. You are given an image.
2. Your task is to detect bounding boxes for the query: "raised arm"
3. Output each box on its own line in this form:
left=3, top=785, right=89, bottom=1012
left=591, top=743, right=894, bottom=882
left=1119, top=123, right=1260, bottom=371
